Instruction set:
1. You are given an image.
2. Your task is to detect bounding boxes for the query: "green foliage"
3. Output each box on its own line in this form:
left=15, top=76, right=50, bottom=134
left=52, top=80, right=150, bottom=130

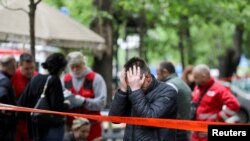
left=43, top=0, right=250, bottom=71
left=44, top=0, right=96, bottom=26
left=65, top=0, right=96, bottom=26
left=144, top=26, right=179, bottom=63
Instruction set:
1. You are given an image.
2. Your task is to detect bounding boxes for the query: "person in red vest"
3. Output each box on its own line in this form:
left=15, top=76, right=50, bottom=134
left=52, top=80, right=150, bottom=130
left=190, top=64, right=240, bottom=141
left=12, top=53, right=38, bottom=141
left=63, top=51, right=107, bottom=141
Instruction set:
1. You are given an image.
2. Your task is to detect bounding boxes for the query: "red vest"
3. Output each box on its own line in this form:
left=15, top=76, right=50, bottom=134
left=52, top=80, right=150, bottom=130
left=64, top=72, right=100, bottom=115
left=64, top=72, right=102, bottom=141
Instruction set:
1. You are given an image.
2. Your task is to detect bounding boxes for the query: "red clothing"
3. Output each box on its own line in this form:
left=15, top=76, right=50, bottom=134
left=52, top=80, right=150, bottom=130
left=11, top=68, right=37, bottom=141
left=15, top=120, right=32, bottom=141
left=191, top=78, right=240, bottom=141
left=64, top=72, right=101, bottom=141
left=11, top=68, right=38, bottom=98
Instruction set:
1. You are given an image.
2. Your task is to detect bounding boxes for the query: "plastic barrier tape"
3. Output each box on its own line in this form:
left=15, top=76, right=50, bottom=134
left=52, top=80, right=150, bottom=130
left=0, top=103, right=248, bottom=132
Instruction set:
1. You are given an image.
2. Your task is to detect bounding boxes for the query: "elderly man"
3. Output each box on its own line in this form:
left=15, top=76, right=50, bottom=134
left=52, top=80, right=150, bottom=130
left=157, top=61, right=192, bottom=141
left=0, top=55, right=17, bottom=141
left=109, top=57, right=177, bottom=141
left=191, top=64, right=240, bottom=141
left=63, top=51, right=107, bottom=141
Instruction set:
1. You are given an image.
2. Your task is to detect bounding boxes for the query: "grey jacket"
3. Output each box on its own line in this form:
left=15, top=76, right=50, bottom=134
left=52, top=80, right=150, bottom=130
left=109, top=75, right=177, bottom=141
left=163, top=73, right=192, bottom=120
left=163, top=73, right=192, bottom=141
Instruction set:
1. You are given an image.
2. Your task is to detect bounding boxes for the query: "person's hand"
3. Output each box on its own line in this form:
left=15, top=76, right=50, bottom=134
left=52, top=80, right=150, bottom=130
left=63, top=89, right=86, bottom=109
left=63, top=89, right=73, bottom=98
left=75, top=95, right=86, bottom=103
left=119, top=68, right=128, bottom=92
left=64, top=99, right=71, bottom=109
left=64, top=100, right=71, bottom=105
left=126, top=65, right=145, bottom=91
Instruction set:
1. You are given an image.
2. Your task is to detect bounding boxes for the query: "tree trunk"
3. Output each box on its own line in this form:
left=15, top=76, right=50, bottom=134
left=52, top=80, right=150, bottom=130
left=178, top=16, right=192, bottom=70
left=113, top=41, right=119, bottom=89
left=91, top=0, right=113, bottom=108
left=29, top=0, right=36, bottom=59
left=218, top=24, right=244, bottom=80
left=178, top=31, right=185, bottom=70
left=138, top=12, right=147, bottom=61
left=185, top=23, right=194, bottom=64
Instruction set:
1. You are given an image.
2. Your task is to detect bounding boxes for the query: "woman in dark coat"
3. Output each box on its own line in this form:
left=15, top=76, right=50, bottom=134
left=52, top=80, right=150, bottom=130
left=18, top=53, right=68, bottom=141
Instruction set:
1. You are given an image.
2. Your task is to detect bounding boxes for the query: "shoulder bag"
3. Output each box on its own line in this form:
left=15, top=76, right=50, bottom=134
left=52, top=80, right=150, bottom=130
left=31, top=76, right=65, bottom=125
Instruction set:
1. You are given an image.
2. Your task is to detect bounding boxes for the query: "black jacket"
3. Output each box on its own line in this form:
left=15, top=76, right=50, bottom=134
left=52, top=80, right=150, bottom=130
left=109, top=75, right=177, bottom=141
left=0, top=72, right=17, bottom=141
left=0, top=72, right=16, bottom=125
left=17, top=74, right=67, bottom=138
left=63, top=132, right=76, bottom=141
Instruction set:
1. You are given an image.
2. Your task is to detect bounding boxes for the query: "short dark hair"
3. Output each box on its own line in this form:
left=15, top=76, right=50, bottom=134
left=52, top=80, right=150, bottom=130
left=160, top=61, right=176, bottom=74
left=42, top=53, right=67, bottom=75
left=20, top=53, right=34, bottom=64
left=124, top=57, right=150, bottom=74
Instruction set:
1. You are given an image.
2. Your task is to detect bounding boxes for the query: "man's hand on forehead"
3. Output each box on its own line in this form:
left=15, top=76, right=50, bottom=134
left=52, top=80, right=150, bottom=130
left=119, top=68, right=128, bottom=92
left=126, top=65, right=145, bottom=91
left=128, top=65, right=141, bottom=77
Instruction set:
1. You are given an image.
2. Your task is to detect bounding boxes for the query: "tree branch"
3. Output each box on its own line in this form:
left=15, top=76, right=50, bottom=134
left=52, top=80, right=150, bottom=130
left=0, top=0, right=28, bottom=13
left=34, top=0, right=42, bottom=5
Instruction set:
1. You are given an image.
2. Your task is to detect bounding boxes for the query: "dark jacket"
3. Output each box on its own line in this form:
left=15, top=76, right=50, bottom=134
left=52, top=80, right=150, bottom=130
left=109, top=75, right=177, bottom=141
left=163, top=73, right=192, bottom=141
left=0, top=72, right=16, bottom=122
left=17, top=74, right=67, bottom=139
left=0, top=72, right=17, bottom=141
left=163, top=73, right=192, bottom=120
left=63, top=132, right=76, bottom=141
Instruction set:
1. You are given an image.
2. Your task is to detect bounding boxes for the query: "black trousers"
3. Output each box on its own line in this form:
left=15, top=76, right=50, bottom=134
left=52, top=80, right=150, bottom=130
left=0, top=126, right=16, bottom=141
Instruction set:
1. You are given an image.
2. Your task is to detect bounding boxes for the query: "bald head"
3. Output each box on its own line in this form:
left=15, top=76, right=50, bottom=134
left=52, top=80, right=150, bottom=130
left=192, top=64, right=211, bottom=86
left=193, top=64, right=210, bottom=76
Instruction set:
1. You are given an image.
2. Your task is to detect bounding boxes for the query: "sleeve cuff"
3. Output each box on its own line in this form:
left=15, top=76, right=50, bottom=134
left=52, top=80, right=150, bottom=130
left=118, top=89, right=127, bottom=95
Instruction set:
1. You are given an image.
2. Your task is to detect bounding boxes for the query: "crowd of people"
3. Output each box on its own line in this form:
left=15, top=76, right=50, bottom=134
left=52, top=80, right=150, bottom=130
left=0, top=52, right=106, bottom=141
left=109, top=57, right=240, bottom=141
left=0, top=52, right=241, bottom=141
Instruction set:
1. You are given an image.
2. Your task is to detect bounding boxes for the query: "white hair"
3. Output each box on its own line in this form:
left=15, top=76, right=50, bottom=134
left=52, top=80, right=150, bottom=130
left=66, top=51, right=86, bottom=65
left=193, top=64, right=210, bottom=76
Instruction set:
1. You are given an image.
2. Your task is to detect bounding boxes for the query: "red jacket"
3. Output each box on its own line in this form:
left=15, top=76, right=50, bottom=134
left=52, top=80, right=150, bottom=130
left=192, top=78, right=240, bottom=122
left=11, top=68, right=38, bottom=98
left=191, top=78, right=240, bottom=141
